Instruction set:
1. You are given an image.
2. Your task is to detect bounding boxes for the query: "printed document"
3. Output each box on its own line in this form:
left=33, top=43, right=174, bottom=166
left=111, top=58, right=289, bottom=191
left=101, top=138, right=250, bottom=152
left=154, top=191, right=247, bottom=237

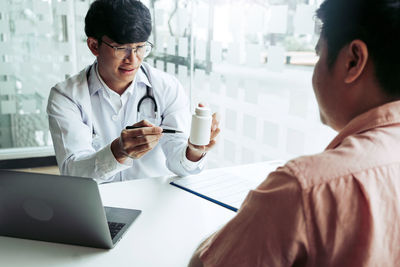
left=171, top=161, right=283, bottom=211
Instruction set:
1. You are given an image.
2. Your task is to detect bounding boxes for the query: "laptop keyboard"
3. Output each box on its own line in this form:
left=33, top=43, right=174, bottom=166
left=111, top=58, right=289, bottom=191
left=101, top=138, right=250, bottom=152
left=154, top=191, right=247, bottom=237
left=108, top=221, right=126, bottom=239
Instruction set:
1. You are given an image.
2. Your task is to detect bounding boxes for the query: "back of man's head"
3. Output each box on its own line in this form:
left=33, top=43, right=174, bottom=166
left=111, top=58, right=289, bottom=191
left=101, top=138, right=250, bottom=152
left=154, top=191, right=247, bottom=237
left=84, top=0, right=152, bottom=44
left=317, top=0, right=400, bottom=98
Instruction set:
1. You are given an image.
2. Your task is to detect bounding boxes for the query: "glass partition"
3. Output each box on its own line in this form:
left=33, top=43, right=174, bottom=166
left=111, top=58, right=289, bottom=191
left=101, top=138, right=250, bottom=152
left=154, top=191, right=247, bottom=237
left=144, top=0, right=335, bottom=168
left=0, top=0, right=94, bottom=159
left=0, top=0, right=335, bottom=168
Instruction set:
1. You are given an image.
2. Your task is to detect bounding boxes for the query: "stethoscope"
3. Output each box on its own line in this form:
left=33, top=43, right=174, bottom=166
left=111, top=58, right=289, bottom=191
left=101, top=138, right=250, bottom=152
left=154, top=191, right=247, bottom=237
left=137, top=65, right=158, bottom=122
left=88, top=64, right=159, bottom=158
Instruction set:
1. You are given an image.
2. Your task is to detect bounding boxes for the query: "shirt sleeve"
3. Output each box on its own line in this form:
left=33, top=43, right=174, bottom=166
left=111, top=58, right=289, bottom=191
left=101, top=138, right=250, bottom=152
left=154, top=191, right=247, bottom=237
left=199, top=167, right=309, bottom=266
left=47, top=86, right=130, bottom=183
left=179, top=147, right=207, bottom=171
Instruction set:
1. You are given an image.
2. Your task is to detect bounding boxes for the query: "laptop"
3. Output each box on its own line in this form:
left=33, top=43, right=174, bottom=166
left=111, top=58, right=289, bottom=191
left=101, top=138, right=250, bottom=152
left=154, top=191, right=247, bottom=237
left=0, top=170, right=141, bottom=249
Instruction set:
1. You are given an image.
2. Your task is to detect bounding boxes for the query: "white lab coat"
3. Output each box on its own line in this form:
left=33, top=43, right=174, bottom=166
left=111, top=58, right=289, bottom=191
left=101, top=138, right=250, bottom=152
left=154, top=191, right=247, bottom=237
left=47, top=62, right=204, bottom=183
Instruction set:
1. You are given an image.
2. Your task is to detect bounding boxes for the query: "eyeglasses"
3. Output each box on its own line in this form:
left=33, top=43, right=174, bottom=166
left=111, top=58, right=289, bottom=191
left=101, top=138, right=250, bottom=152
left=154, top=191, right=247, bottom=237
left=101, top=40, right=153, bottom=60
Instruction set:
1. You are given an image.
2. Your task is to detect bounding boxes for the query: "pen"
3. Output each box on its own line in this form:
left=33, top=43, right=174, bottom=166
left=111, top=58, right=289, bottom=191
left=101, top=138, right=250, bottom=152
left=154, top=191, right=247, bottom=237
left=125, top=126, right=183, bottom=133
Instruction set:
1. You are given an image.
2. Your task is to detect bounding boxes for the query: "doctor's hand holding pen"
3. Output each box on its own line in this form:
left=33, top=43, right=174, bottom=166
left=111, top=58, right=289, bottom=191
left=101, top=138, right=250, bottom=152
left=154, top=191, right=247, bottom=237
left=186, top=103, right=221, bottom=162
left=110, top=103, right=220, bottom=163
left=111, top=120, right=163, bottom=162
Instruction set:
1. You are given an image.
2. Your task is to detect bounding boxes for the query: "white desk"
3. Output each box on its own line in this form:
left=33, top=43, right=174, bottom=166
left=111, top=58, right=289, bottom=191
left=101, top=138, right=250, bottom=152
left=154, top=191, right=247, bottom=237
left=0, top=161, right=276, bottom=267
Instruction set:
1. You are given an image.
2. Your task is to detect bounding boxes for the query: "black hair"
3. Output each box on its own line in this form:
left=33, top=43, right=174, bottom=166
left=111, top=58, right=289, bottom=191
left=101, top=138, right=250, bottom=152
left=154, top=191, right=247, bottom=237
left=85, top=0, right=152, bottom=44
left=316, top=0, right=400, bottom=97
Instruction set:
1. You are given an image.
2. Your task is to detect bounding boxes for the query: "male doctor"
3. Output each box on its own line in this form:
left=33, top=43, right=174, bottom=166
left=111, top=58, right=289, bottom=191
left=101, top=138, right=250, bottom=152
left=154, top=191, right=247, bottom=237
left=47, top=0, right=219, bottom=183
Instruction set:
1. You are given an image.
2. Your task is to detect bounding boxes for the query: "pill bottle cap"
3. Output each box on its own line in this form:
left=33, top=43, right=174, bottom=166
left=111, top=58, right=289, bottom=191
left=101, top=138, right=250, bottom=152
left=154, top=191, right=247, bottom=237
left=195, top=106, right=211, bottom=117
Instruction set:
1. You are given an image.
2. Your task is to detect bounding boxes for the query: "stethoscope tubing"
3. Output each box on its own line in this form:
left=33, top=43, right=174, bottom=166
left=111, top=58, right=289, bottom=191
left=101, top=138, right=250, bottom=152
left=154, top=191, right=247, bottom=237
left=137, top=65, right=158, bottom=121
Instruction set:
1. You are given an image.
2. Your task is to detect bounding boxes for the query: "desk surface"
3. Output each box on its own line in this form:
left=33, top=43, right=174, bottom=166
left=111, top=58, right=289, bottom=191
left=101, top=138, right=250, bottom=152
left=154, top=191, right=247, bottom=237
left=0, top=162, right=275, bottom=267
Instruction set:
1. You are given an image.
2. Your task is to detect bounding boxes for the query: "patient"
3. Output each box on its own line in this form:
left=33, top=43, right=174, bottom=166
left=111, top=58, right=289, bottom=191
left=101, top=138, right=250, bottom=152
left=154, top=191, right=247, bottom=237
left=189, top=0, right=400, bottom=266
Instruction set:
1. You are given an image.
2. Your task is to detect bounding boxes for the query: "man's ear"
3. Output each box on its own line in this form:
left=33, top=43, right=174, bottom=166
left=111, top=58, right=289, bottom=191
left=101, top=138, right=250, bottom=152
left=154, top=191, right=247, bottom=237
left=344, top=40, right=368, bottom=84
left=87, top=37, right=99, bottom=57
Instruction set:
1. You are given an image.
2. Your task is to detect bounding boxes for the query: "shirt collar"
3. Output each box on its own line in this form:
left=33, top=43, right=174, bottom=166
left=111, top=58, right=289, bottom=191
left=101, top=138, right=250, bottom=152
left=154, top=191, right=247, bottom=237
left=326, top=100, right=400, bottom=149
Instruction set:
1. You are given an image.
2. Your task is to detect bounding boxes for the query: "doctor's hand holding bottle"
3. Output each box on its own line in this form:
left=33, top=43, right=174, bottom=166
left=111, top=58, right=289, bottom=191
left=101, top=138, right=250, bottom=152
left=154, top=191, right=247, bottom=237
left=186, top=103, right=220, bottom=162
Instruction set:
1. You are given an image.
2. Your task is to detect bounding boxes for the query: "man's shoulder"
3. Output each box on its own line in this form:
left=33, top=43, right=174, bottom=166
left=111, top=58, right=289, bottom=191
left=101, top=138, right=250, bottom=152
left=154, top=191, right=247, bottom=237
left=286, top=126, right=400, bottom=189
left=284, top=151, right=348, bottom=190
left=286, top=148, right=368, bottom=190
left=49, top=67, right=89, bottom=102
left=51, top=66, right=89, bottom=99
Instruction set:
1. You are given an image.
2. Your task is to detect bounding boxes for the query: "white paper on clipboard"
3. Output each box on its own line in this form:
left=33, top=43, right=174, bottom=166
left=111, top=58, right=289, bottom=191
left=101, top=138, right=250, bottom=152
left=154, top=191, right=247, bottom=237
left=171, top=161, right=284, bottom=211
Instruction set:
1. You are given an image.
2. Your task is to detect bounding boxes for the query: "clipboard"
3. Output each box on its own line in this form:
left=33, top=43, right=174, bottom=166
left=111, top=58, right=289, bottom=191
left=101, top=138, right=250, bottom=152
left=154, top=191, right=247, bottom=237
left=170, top=161, right=283, bottom=212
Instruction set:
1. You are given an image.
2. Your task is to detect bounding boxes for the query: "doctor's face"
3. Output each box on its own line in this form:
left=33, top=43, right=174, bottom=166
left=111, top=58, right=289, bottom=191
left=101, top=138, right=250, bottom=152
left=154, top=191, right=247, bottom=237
left=87, top=36, right=145, bottom=93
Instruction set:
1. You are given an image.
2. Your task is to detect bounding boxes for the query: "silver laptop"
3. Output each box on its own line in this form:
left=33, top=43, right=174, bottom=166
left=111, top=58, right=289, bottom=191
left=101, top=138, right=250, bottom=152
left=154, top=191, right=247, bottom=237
left=0, top=170, right=141, bottom=249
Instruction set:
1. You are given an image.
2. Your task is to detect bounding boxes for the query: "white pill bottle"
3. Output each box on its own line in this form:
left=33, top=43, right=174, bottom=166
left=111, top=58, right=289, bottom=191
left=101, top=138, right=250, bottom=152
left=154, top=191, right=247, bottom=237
left=189, top=106, right=212, bottom=146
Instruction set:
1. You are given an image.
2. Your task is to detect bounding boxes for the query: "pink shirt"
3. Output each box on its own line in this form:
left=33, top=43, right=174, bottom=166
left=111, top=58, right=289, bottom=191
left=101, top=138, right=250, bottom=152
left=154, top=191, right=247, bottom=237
left=199, top=101, right=400, bottom=267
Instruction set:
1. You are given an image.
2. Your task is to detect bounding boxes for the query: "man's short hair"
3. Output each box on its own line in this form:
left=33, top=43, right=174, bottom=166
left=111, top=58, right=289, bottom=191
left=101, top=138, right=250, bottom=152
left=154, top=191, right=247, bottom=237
left=316, top=0, right=400, bottom=97
left=85, top=0, right=152, bottom=44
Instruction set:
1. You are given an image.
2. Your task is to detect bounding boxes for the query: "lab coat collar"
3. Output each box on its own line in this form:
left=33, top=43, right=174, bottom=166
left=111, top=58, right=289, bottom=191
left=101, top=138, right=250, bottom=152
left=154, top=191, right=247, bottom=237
left=136, top=63, right=152, bottom=89
left=88, top=61, right=101, bottom=96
